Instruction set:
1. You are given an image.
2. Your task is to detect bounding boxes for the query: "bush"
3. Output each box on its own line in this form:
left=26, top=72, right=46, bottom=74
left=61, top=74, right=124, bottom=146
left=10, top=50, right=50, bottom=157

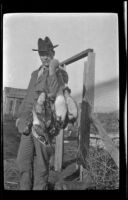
left=86, top=146, right=119, bottom=189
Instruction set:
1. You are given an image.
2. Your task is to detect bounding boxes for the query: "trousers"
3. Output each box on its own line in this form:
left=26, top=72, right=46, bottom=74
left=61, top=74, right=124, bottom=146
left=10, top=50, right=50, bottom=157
left=16, top=133, right=54, bottom=190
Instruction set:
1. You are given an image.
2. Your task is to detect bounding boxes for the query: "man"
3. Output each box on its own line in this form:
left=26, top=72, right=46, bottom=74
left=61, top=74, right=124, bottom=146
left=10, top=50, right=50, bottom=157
left=16, top=36, right=68, bottom=190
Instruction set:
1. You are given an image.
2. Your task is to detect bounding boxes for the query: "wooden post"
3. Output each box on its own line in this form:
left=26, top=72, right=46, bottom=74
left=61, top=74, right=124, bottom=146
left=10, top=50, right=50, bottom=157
left=5, top=97, right=10, bottom=114
left=76, top=103, right=81, bottom=171
left=54, top=64, right=66, bottom=172
left=54, top=51, right=95, bottom=172
left=12, top=98, right=17, bottom=116
left=54, top=129, right=64, bottom=171
left=79, top=52, right=95, bottom=181
left=84, top=52, right=95, bottom=110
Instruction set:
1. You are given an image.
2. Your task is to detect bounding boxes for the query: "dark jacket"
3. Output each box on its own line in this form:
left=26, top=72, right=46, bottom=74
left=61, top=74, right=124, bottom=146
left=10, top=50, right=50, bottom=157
left=17, top=66, right=68, bottom=133
left=17, top=69, right=38, bottom=133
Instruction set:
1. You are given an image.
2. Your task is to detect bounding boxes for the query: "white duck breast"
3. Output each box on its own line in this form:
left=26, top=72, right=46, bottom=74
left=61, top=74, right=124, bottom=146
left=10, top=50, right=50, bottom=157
left=32, top=110, right=40, bottom=125
left=66, top=96, right=78, bottom=118
left=54, top=95, right=67, bottom=121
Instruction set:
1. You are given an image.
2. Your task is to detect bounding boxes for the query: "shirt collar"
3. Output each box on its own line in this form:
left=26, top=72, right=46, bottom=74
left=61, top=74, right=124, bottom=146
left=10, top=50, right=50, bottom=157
left=38, top=65, right=49, bottom=71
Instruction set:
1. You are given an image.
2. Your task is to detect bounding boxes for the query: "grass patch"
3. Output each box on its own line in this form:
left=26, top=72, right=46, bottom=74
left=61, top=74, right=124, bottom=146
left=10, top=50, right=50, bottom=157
left=86, top=146, right=119, bottom=189
left=3, top=115, right=21, bottom=160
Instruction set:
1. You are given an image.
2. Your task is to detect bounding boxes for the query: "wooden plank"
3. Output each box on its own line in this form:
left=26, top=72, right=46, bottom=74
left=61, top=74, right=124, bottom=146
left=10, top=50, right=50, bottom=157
left=78, top=52, right=95, bottom=181
left=60, top=49, right=93, bottom=66
left=54, top=129, right=64, bottom=172
left=90, top=133, right=119, bottom=139
left=84, top=52, right=95, bottom=110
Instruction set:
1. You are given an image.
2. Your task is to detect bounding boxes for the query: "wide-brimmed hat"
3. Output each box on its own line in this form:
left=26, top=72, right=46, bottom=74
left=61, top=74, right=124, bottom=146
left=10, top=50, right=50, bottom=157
left=32, top=36, right=59, bottom=52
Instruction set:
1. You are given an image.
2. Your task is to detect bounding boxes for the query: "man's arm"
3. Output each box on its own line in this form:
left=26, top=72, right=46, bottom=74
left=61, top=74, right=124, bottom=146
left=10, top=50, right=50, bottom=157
left=47, top=63, right=68, bottom=99
left=17, top=71, right=37, bottom=118
left=56, top=66, right=68, bottom=85
left=16, top=71, right=37, bottom=133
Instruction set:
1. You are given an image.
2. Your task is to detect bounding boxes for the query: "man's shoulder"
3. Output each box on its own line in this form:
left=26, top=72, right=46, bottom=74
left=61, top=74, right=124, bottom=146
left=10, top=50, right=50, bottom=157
left=31, top=68, right=40, bottom=76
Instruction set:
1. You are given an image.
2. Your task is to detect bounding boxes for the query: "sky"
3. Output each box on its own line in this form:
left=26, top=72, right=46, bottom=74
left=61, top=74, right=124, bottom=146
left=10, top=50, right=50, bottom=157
left=3, top=13, right=119, bottom=112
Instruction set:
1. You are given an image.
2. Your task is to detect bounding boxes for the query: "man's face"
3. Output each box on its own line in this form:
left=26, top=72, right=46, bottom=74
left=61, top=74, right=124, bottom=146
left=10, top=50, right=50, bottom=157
left=39, top=51, right=54, bottom=66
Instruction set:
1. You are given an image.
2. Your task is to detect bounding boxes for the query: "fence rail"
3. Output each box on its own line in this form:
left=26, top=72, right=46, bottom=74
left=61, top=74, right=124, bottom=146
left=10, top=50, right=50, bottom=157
left=60, top=49, right=93, bottom=66
left=90, top=133, right=119, bottom=139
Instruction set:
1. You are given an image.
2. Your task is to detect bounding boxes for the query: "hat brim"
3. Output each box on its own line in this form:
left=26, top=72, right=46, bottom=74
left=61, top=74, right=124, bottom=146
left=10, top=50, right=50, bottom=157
left=32, top=45, right=59, bottom=51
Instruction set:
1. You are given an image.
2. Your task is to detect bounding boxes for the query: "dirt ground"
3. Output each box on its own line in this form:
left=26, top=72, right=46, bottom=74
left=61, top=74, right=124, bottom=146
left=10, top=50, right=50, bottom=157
left=3, top=117, right=94, bottom=190
left=3, top=113, right=119, bottom=190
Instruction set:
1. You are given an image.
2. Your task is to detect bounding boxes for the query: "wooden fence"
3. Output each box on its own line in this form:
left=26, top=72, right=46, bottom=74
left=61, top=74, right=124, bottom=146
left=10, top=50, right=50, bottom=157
left=54, top=49, right=119, bottom=174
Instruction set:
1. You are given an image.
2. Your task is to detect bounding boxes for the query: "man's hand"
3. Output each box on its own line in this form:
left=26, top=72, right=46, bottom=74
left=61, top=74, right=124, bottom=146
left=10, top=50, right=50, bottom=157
left=23, top=124, right=31, bottom=135
left=49, top=59, right=59, bottom=76
left=22, top=122, right=32, bottom=135
left=16, top=118, right=32, bottom=135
